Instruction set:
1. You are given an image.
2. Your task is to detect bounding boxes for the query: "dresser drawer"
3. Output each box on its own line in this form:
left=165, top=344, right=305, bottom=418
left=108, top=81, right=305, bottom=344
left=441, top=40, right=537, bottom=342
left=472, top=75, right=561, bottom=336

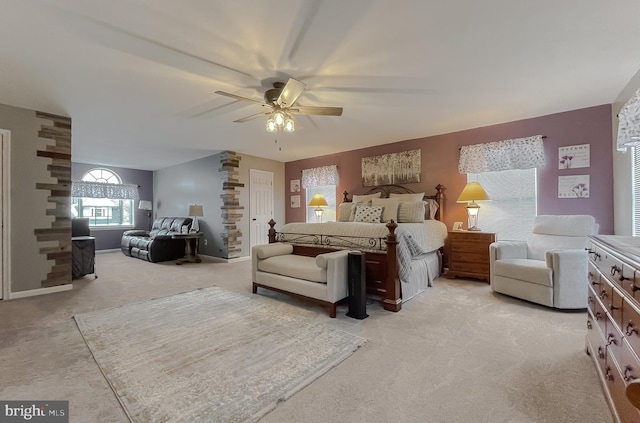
left=587, top=308, right=607, bottom=375
left=449, top=251, right=488, bottom=264
left=449, top=262, right=490, bottom=275
left=448, top=231, right=495, bottom=244
left=623, top=300, right=640, bottom=353
left=588, top=286, right=607, bottom=336
left=451, top=243, right=490, bottom=255
left=606, top=312, right=624, bottom=365
left=608, top=350, right=640, bottom=423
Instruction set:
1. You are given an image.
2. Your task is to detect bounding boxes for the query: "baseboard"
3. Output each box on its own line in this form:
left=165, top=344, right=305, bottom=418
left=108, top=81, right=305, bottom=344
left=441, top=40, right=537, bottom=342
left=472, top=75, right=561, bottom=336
left=200, top=254, right=251, bottom=263
left=96, top=249, right=120, bottom=254
left=9, top=284, right=73, bottom=299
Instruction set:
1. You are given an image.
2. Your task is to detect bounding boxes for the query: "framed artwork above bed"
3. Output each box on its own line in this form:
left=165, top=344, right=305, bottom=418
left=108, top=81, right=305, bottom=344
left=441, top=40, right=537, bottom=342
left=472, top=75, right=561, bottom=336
left=361, top=149, right=421, bottom=187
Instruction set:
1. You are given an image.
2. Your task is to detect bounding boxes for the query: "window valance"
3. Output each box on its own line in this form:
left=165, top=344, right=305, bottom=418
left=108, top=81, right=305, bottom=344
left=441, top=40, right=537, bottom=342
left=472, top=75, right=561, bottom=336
left=458, top=135, right=545, bottom=174
left=72, top=181, right=139, bottom=199
left=301, top=165, right=338, bottom=188
left=617, top=89, right=640, bottom=152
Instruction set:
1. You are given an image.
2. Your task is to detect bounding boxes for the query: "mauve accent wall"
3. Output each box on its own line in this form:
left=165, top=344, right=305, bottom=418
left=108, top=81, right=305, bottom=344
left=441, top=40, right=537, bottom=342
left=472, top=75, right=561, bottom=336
left=72, top=162, right=153, bottom=250
left=285, top=104, right=614, bottom=235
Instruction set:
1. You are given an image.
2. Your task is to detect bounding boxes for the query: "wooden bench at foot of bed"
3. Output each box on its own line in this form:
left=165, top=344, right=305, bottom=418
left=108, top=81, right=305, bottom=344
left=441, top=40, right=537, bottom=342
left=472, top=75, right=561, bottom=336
left=268, top=219, right=403, bottom=312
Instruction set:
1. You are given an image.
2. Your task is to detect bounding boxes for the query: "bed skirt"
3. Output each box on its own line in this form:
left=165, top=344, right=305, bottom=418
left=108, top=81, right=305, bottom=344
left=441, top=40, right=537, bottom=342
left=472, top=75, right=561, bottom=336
left=401, top=251, right=441, bottom=302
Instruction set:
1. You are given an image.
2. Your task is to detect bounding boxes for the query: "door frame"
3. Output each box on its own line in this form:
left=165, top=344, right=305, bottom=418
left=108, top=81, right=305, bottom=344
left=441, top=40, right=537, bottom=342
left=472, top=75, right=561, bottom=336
left=1, top=129, right=11, bottom=300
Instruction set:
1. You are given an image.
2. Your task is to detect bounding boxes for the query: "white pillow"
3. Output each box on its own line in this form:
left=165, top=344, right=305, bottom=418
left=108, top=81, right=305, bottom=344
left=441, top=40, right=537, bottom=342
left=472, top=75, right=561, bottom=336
left=389, top=192, right=425, bottom=202
left=352, top=192, right=382, bottom=203
left=337, top=203, right=353, bottom=222
left=372, top=198, right=399, bottom=223
left=424, top=199, right=439, bottom=220
left=354, top=205, right=384, bottom=223
left=349, top=201, right=371, bottom=221
left=397, top=201, right=425, bottom=223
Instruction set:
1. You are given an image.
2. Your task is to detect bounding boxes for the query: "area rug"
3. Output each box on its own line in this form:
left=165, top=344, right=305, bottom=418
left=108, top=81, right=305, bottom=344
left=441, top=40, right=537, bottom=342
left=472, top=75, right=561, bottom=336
left=74, top=287, right=366, bottom=423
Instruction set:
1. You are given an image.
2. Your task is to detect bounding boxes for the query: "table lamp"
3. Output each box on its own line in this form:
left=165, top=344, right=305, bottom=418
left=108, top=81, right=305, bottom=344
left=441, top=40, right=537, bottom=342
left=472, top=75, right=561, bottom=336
left=456, top=182, right=490, bottom=231
left=308, top=194, right=328, bottom=222
left=188, top=204, right=204, bottom=232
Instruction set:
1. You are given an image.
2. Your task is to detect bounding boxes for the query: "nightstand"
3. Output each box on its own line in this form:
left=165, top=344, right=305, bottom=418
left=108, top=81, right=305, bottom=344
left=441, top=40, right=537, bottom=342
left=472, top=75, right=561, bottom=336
left=445, top=230, right=496, bottom=283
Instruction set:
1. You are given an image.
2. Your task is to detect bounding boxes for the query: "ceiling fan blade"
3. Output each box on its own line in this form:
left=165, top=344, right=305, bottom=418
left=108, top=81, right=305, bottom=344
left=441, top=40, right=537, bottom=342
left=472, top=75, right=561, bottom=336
left=214, top=91, right=269, bottom=107
left=290, top=106, right=343, bottom=116
left=277, top=78, right=306, bottom=108
left=233, top=111, right=271, bottom=123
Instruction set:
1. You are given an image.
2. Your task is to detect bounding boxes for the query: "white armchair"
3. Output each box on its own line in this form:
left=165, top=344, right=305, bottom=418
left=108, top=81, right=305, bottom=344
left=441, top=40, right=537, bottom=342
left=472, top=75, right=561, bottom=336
left=489, top=215, right=598, bottom=309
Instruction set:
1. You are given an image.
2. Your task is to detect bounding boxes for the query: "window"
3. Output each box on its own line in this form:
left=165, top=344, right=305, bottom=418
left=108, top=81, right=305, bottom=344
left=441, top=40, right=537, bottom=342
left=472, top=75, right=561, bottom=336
left=72, top=168, right=134, bottom=227
left=306, top=185, right=337, bottom=223
left=467, top=168, right=537, bottom=240
left=633, top=147, right=640, bottom=236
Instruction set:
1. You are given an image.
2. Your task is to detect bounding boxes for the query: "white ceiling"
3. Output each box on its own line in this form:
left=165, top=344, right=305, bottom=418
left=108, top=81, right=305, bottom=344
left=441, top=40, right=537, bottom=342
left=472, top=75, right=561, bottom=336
left=1, top=0, right=639, bottom=171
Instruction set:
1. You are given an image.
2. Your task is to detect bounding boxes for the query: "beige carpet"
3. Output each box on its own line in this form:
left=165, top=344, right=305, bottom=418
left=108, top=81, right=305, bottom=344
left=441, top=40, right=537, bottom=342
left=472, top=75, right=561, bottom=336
left=74, top=287, right=366, bottom=423
left=0, top=252, right=612, bottom=422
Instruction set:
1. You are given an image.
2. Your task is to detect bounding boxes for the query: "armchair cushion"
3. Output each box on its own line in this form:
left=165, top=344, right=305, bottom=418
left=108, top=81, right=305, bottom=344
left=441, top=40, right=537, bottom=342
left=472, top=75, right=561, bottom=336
left=258, top=255, right=327, bottom=283
left=493, top=259, right=553, bottom=287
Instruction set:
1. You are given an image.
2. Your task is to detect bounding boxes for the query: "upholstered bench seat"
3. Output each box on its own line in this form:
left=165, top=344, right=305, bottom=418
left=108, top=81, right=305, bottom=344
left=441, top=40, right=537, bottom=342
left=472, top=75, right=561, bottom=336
left=252, top=243, right=351, bottom=317
left=493, top=259, right=553, bottom=287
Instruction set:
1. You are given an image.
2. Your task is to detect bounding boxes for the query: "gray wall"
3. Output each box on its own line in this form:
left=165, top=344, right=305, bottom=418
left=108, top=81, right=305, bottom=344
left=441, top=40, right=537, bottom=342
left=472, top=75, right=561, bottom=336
left=72, top=162, right=153, bottom=250
left=154, top=152, right=284, bottom=259
left=0, top=103, right=61, bottom=292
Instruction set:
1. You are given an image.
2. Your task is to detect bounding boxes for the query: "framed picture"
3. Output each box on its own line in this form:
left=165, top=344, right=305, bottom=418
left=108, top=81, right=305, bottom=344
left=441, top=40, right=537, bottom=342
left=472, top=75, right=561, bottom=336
left=558, top=175, right=590, bottom=198
left=558, top=144, right=590, bottom=169
left=362, top=149, right=421, bottom=187
left=290, top=179, right=301, bottom=193
left=291, top=195, right=300, bottom=208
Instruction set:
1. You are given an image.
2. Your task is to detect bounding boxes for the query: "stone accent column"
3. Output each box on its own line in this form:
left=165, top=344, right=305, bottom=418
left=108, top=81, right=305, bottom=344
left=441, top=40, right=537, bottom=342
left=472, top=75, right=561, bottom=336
left=219, top=151, right=244, bottom=259
left=33, top=111, right=72, bottom=287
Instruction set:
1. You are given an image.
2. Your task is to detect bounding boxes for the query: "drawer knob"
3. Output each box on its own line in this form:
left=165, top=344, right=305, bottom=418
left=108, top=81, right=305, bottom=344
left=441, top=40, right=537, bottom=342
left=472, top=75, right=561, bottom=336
left=588, top=296, right=594, bottom=304
left=586, top=249, right=601, bottom=260
left=600, top=290, right=608, bottom=299
left=610, top=303, right=620, bottom=311
left=606, top=366, right=615, bottom=381
left=595, top=312, right=603, bottom=321
left=625, top=366, right=637, bottom=382
left=626, top=321, right=638, bottom=336
left=587, top=320, right=593, bottom=330
left=590, top=279, right=600, bottom=286
left=598, top=346, right=605, bottom=359
left=607, top=333, right=617, bottom=346
left=632, top=284, right=640, bottom=292
left=611, top=265, right=622, bottom=276
left=620, top=274, right=630, bottom=282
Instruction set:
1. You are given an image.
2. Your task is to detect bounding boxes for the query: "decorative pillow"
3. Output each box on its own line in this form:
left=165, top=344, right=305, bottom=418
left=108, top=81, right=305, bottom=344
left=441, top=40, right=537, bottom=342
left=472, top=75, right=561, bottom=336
left=337, top=203, right=353, bottom=222
left=354, top=205, right=384, bottom=223
left=371, top=198, right=399, bottom=223
left=424, top=199, right=439, bottom=220
left=351, top=192, right=382, bottom=203
left=389, top=192, right=425, bottom=202
left=397, top=201, right=426, bottom=223
left=349, top=201, right=371, bottom=221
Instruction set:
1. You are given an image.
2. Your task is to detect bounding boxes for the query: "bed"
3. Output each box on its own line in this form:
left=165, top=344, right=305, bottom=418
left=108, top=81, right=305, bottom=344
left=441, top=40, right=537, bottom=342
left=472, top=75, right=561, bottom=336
left=268, top=184, right=447, bottom=312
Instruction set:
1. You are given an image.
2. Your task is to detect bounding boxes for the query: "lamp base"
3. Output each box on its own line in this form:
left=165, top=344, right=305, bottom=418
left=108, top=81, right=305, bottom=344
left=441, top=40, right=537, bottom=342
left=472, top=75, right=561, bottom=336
left=467, top=227, right=482, bottom=231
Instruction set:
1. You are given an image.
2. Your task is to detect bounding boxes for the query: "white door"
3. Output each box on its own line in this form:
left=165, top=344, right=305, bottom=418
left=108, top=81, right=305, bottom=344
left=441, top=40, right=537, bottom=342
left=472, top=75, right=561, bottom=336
left=249, top=169, right=274, bottom=249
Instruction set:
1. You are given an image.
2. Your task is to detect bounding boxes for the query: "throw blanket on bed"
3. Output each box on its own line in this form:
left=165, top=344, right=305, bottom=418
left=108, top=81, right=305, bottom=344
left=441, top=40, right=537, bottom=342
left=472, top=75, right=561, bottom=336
left=277, top=221, right=447, bottom=284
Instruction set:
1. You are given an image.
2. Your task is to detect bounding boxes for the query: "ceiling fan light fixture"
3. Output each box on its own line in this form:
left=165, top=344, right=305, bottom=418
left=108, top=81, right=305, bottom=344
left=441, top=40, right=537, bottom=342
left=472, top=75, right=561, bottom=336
left=266, top=118, right=277, bottom=132
left=284, top=117, right=295, bottom=132
left=273, top=110, right=285, bottom=126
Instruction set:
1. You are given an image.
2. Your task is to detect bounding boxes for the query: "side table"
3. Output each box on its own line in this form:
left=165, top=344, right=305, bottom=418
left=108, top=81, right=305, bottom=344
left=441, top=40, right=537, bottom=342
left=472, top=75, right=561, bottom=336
left=445, top=230, right=496, bottom=283
left=172, top=232, right=203, bottom=265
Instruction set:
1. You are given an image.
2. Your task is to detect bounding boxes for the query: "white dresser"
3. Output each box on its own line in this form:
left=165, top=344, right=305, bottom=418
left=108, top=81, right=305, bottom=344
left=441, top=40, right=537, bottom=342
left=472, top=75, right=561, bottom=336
left=587, top=235, right=640, bottom=422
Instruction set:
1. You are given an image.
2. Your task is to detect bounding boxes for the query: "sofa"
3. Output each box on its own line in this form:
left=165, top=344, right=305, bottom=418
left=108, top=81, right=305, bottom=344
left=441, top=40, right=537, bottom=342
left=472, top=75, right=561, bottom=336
left=121, top=217, right=192, bottom=263
left=252, top=243, right=351, bottom=317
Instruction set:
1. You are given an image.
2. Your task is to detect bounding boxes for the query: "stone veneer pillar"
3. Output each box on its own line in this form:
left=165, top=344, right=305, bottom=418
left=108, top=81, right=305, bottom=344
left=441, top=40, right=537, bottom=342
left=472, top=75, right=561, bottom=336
left=219, top=151, right=244, bottom=259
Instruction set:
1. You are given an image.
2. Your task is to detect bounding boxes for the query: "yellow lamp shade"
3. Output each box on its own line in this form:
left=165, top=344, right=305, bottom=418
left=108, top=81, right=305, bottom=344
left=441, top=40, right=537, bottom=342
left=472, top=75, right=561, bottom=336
left=456, top=182, right=490, bottom=203
left=308, top=194, right=328, bottom=207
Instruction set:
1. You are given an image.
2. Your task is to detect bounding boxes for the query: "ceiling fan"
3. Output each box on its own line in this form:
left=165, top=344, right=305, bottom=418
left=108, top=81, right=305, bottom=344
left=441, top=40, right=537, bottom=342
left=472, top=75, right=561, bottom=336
left=214, top=78, right=343, bottom=133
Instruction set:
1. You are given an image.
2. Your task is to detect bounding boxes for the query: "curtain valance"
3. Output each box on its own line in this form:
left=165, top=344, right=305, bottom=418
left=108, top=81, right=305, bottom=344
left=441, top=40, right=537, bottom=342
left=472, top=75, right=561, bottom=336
left=301, top=165, right=338, bottom=188
left=458, top=135, right=545, bottom=174
left=72, top=181, right=139, bottom=199
left=617, top=89, right=640, bottom=152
